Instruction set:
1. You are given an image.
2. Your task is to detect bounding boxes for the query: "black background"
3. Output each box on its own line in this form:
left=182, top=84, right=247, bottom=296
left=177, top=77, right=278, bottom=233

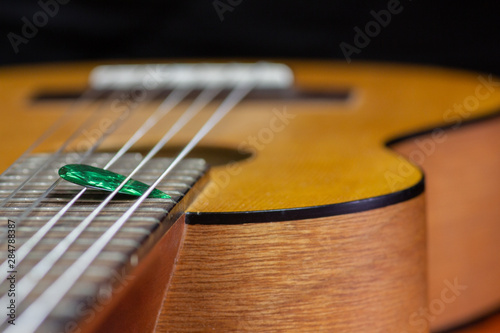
left=1, top=1, right=499, bottom=75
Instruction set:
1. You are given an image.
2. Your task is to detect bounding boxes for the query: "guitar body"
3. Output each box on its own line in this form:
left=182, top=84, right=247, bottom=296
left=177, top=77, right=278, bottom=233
left=1, top=61, right=500, bottom=332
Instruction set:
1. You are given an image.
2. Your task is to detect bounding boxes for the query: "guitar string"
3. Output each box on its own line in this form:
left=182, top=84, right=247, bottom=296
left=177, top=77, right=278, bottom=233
left=0, top=89, right=125, bottom=208
left=0, top=87, right=187, bottom=280
left=4, top=62, right=228, bottom=227
left=0, top=89, right=103, bottom=178
left=0, top=84, right=169, bottom=210
left=0, top=88, right=161, bottom=241
left=4, top=61, right=258, bottom=326
left=0, top=86, right=221, bottom=321
left=14, top=87, right=188, bottom=224
left=0, top=63, right=225, bottom=287
left=0, top=90, right=157, bottom=278
left=11, top=82, right=253, bottom=333
left=0, top=94, right=138, bottom=290
left=0, top=86, right=216, bottom=327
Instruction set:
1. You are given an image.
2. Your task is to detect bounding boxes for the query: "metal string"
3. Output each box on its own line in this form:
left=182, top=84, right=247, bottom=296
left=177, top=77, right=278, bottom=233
left=0, top=87, right=186, bottom=280
left=0, top=89, right=102, bottom=178
left=0, top=89, right=122, bottom=208
left=14, top=87, right=187, bottom=224
left=10, top=82, right=251, bottom=333
left=0, top=85, right=223, bottom=332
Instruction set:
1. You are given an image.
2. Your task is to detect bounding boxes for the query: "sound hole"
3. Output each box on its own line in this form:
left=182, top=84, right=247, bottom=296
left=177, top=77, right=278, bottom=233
left=117, top=146, right=252, bottom=166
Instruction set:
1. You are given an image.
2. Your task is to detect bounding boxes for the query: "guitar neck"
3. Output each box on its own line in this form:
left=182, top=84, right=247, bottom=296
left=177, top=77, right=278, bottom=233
left=0, top=153, right=207, bottom=332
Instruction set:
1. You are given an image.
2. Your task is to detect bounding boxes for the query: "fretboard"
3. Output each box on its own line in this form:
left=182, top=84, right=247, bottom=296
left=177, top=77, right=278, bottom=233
left=0, top=153, right=206, bottom=332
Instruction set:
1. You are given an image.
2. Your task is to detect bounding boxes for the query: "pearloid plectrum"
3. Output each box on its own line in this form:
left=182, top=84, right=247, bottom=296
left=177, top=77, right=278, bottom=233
left=58, top=164, right=170, bottom=199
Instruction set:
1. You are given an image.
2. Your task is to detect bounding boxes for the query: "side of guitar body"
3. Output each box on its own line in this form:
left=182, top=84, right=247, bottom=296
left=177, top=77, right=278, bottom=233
left=159, top=195, right=427, bottom=332
left=1, top=61, right=500, bottom=332
left=393, top=116, right=500, bottom=331
left=87, top=198, right=426, bottom=332
left=88, top=116, right=500, bottom=333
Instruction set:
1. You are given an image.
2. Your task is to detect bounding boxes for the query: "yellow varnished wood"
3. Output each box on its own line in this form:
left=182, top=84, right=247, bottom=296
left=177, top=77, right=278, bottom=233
left=2, top=61, right=500, bottom=332
left=158, top=195, right=427, bottom=332
left=392, top=116, right=500, bottom=331
left=1, top=61, right=500, bottom=214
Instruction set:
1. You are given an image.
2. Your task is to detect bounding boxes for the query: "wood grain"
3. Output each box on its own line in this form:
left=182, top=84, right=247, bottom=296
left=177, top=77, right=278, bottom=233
left=392, top=116, right=500, bottom=331
left=157, top=195, right=427, bottom=332
left=2, top=61, right=500, bottom=214
left=1, top=61, right=500, bottom=332
left=81, top=216, right=186, bottom=333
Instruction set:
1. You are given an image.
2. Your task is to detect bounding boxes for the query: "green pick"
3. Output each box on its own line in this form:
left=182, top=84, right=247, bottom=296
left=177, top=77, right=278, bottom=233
left=58, top=164, right=170, bottom=199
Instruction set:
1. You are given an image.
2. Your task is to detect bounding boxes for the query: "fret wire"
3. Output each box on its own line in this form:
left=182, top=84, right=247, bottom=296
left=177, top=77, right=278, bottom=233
left=12, top=81, right=251, bottom=333
left=11, top=87, right=165, bottom=225
left=0, top=89, right=162, bottom=282
left=0, top=89, right=123, bottom=208
left=0, top=86, right=192, bottom=307
left=0, top=87, right=218, bottom=319
left=0, top=86, right=213, bottom=331
left=0, top=90, right=140, bottom=227
left=0, top=89, right=174, bottom=285
left=0, top=189, right=86, bottom=275
left=0, top=188, right=86, bottom=321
